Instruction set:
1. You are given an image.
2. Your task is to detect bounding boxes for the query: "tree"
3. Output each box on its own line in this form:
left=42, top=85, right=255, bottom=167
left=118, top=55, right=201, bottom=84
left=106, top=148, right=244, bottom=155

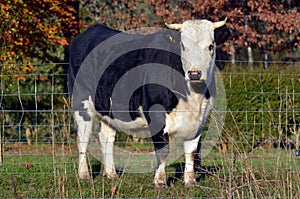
left=0, top=0, right=79, bottom=73
left=150, top=0, right=299, bottom=55
left=81, top=0, right=299, bottom=60
left=80, top=0, right=161, bottom=30
left=0, top=1, right=79, bottom=145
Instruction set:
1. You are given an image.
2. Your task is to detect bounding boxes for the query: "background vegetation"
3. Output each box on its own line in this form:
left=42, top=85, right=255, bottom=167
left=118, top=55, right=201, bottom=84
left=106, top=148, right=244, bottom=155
left=0, top=0, right=299, bottom=143
left=222, top=65, right=300, bottom=151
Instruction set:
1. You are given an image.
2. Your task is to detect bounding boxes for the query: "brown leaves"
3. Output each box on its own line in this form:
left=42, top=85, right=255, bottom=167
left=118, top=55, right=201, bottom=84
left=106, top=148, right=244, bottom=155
left=0, top=0, right=78, bottom=65
left=81, top=0, right=299, bottom=54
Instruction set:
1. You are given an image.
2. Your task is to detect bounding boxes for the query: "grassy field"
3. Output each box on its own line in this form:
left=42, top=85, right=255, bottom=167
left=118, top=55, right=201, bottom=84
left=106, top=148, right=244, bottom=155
left=0, top=143, right=299, bottom=198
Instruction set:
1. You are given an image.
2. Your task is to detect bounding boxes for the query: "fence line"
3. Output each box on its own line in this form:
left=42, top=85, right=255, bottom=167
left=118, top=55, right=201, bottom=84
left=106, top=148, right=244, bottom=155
left=0, top=62, right=300, bottom=173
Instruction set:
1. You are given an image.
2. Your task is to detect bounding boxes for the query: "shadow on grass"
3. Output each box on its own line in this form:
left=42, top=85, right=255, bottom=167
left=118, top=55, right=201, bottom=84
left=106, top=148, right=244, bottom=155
left=91, top=162, right=102, bottom=178
left=167, top=162, right=220, bottom=186
left=91, top=161, right=124, bottom=178
left=91, top=159, right=220, bottom=187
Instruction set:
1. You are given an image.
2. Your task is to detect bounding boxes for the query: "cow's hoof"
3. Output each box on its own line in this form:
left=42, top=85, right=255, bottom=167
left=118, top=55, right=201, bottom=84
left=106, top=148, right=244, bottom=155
left=78, top=172, right=92, bottom=180
left=185, top=181, right=198, bottom=187
left=103, top=172, right=119, bottom=179
left=155, top=183, right=168, bottom=189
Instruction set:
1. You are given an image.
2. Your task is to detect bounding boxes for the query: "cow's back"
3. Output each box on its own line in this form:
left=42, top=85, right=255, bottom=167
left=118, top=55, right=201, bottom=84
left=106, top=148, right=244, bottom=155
left=69, top=25, right=121, bottom=93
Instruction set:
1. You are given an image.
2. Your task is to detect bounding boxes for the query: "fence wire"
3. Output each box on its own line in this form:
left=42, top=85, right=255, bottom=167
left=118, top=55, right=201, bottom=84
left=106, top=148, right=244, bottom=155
left=0, top=62, right=299, bottom=175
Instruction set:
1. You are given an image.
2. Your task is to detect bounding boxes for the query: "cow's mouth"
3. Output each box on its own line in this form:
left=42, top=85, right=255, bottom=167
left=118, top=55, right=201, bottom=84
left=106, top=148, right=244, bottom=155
left=188, top=70, right=202, bottom=81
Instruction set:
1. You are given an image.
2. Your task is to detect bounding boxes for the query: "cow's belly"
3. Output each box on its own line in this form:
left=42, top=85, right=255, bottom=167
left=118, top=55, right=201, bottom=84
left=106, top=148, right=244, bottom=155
left=164, top=111, right=202, bottom=140
left=164, top=99, right=207, bottom=140
left=101, top=111, right=202, bottom=141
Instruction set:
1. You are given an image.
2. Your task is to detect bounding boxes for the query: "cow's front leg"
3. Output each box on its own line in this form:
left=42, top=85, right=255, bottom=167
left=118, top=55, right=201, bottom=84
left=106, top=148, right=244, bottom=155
left=75, top=111, right=94, bottom=179
left=99, top=121, right=118, bottom=179
left=183, top=135, right=201, bottom=187
left=152, top=133, right=169, bottom=188
left=194, top=137, right=202, bottom=173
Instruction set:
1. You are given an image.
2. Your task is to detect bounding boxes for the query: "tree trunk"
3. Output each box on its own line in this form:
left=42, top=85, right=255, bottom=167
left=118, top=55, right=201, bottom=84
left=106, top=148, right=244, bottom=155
left=247, top=46, right=253, bottom=68
left=264, top=53, right=268, bottom=69
left=25, top=127, right=32, bottom=146
left=230, top=44, right=235, bottom=65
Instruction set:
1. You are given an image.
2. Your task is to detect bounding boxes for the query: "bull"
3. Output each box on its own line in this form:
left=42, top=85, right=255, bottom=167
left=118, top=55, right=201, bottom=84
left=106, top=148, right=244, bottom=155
left=69, top=18, right=230, bottom=187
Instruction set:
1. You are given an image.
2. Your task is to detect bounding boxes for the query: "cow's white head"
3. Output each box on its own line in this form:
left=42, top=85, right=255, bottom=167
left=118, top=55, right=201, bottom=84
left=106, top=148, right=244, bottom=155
left=166, top=18, right=228, bottom=85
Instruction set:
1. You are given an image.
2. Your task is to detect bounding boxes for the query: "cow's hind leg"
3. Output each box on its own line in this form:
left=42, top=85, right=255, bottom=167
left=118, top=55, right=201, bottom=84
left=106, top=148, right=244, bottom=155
left=75, top=110, right=94, bottom=179
left=99, top=121, right=118, bottom=179
left=152, top=133, right=169, bottom=188
left=183, top=135, right=201, bottom=187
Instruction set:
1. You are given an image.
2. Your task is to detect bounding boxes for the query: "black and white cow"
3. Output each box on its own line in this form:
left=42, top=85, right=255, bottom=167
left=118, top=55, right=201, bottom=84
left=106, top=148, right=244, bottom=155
left=69, top=18, right=230, bottom=187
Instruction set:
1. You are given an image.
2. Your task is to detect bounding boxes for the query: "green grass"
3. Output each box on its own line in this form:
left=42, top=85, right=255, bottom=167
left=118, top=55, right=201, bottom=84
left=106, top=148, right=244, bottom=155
left=0, top=143, right=299, bottom=198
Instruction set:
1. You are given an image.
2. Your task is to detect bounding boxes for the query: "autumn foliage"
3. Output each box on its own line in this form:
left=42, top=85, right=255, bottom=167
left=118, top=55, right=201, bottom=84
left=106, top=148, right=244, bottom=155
left=0, top=0, right=78, bottom=71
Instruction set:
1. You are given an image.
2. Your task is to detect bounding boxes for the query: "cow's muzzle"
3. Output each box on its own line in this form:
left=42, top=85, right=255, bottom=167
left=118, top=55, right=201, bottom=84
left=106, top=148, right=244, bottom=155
left=188, top=69, right=202, bottom=81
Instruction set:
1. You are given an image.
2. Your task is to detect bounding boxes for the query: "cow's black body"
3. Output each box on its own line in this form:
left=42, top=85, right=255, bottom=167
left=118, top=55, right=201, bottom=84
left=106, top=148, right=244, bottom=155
left=69, top=25, right=191, bottom=123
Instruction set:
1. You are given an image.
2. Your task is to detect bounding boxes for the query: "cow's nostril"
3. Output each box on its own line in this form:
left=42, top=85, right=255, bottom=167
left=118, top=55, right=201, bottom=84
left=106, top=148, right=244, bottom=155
left=188, top=70, right=202, bottom=81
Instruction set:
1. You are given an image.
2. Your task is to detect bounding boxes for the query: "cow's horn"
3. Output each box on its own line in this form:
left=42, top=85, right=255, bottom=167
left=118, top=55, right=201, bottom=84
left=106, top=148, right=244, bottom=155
left=165, top=23, right=183, bottom=30
left=213, top=17, right=227, bottom=29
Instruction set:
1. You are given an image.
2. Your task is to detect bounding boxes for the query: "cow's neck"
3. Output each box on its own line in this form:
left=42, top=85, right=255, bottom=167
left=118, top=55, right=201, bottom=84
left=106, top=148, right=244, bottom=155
left=185, top=76, right=213, bottom=112
left=187, top=80, right=211, bottom=97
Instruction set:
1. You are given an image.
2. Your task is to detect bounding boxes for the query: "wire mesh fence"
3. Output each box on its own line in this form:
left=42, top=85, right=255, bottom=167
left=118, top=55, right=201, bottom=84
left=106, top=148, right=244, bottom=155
left=0, top=62, right=299, bottom=198
left=1, top=62, right=300, bottom=159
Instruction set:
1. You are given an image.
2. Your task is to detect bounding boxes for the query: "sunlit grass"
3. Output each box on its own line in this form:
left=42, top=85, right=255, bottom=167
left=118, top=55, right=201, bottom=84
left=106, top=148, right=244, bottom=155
left=0, top=143, right=299, bottom=198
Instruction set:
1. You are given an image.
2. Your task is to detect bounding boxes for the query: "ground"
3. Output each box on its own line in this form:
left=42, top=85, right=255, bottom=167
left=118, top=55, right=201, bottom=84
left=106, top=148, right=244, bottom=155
left=0, top=143, right=299, bottom=198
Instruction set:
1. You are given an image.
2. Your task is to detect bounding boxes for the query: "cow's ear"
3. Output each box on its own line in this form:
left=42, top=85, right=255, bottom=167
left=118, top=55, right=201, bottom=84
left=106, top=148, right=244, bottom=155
left=215, top=49, right=227, bottom=70
left=214, top=27, right=231, bottom=46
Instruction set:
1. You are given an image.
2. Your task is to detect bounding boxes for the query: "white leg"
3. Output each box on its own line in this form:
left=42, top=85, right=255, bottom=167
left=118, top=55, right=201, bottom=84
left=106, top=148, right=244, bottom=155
left=183, top=135, right=201, bottom=187
left=153, top=143, right=169, bottom=188
left=99, top=121, right=118, bottom=179
left=75, top=111, right=94, bottom=179
left=154, top=162, right=167, bottom=188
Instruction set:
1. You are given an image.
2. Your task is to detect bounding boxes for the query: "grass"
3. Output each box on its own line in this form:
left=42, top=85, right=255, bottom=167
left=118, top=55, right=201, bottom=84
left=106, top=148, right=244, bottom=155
left=0, top=143, right=299, bottom=198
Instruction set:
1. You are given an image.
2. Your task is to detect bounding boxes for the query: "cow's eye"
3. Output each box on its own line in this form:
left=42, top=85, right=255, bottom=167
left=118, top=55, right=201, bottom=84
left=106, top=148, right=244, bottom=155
left=209, top=44, right=214, bottom=51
